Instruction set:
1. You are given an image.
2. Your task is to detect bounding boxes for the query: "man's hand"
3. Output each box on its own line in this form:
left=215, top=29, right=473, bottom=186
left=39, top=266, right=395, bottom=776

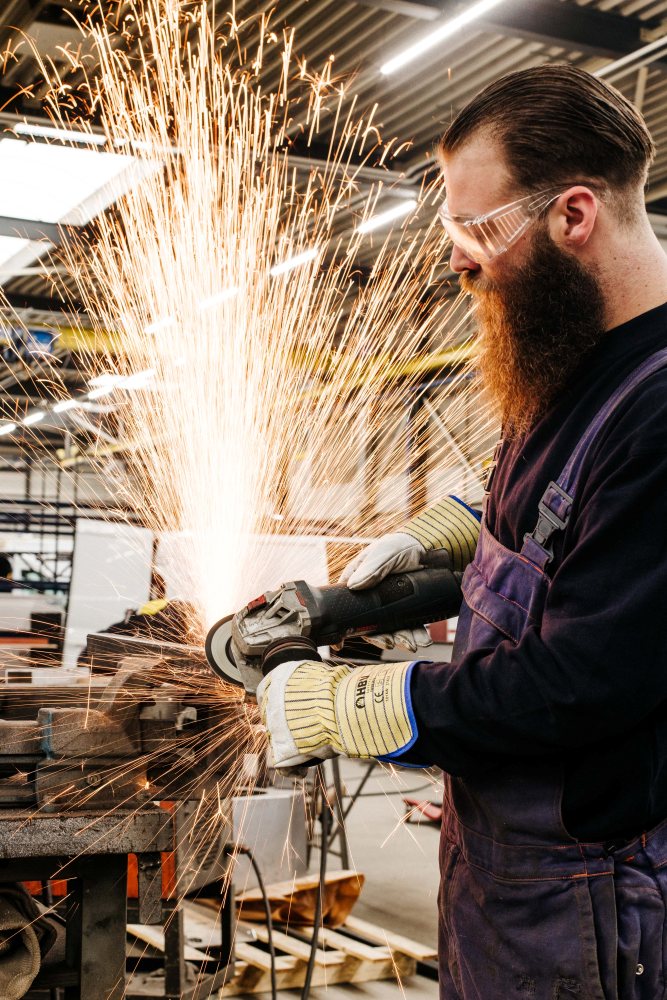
left=339, top=533, right=425, bottom=590
left=337, top=534, right=431, bottom=652
left=257, top=659, right=419, bottom=770
left=364, top=626, right=432, bottom=653
left=339, top=496, right=481, bottom=652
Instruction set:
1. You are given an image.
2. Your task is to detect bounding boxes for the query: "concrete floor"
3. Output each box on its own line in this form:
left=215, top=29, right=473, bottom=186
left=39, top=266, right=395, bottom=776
left=239, top=759, right=443, bottom=999
left=335, top=758, right=441, bottom=950
left=283, top=975, right=439, bottom=999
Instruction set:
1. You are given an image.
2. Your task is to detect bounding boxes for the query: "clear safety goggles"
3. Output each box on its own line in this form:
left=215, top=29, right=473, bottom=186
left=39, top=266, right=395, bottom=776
left=437, top=186, right=568, bottom=263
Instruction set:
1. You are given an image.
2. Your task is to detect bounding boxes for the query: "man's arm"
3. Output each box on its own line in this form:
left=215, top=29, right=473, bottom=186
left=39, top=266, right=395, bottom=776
left=400, top=442, right=667, bottom=774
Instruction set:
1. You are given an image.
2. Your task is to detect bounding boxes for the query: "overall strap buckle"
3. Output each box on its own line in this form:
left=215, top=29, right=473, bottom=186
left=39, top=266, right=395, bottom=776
left=481, top=438, right=504, bottom=518
left=524, top=481, right=573, bottom=565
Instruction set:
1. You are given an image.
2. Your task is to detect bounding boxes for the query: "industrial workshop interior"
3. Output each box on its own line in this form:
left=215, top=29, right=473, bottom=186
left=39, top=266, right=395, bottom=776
left=2, top=0, right=667, bottom=997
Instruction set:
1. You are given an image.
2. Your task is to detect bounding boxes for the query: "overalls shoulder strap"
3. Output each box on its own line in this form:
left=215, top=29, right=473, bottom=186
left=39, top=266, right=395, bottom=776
left=522, top=346, right=667, bottom=571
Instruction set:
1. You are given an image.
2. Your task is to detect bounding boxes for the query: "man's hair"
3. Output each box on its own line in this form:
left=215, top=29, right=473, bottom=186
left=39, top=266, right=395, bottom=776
left=439, top=64, right=655, bottom=204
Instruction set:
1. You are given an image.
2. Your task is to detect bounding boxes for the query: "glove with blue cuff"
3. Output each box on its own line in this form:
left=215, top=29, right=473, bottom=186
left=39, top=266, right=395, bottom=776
left=257, top=658, right=419, bottom=771
left=339, top=495, right=481, bottom=652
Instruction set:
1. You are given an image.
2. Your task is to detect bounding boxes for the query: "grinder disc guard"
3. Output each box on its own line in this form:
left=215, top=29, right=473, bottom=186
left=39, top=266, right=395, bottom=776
left=205, top=615, right=243, bottom=686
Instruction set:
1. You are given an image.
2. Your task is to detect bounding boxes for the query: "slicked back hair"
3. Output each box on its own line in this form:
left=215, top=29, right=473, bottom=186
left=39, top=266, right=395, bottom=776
left=439, top=65, right=655, bottom=214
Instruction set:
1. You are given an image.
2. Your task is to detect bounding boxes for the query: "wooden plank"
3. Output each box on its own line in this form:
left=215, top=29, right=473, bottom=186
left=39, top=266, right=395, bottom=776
left=235, top=942, right=297, bottom=972
left=242, top=922, right=345, bottom=967
left=235, top=869, right=359, bottom=903
left=318, top=926, right=391, bottom=962
left=127, top=923, right=210, bottom=962
left=343, top=914, right=437, bottom=961
left=219, top=951, right=416, bottom=996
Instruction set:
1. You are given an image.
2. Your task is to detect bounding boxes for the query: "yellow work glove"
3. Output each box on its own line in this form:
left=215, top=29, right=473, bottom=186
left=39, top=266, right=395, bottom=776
left=401, top=495, right=481, bottom=570
left=340, top=496, right=480, bottom=592
left=338, top=496, right=479, bottom=653
left=257, top=659, right=420, bottom=770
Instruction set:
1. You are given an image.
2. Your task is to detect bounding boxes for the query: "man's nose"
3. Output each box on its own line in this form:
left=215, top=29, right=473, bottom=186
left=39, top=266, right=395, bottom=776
left=450, top=243, right=481, bottom=275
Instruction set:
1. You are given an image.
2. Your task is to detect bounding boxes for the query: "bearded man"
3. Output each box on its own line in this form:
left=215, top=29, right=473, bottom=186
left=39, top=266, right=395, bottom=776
left=258, top=65, right=667, bottom=999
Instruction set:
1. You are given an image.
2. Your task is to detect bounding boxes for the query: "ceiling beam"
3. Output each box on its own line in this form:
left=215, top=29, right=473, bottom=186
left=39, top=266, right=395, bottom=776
left=0, top=216, right=65, bottom=244
left=3, top=290, right=85, bottom=316
left=354, top=0, right=667, bottom=69
left=0, top=1, right=49, bottom=50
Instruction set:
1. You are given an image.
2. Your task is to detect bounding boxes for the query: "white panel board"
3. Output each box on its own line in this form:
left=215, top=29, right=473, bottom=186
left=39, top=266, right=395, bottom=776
left=62, top=519, right=153, bottom=668
left=232, top=788, right=308, bottom=890
left=156, top=532, right=329, bottom=611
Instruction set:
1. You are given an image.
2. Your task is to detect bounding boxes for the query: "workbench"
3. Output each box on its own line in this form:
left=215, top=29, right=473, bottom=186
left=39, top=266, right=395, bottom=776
left=0, top=807, right=172, bottom=1000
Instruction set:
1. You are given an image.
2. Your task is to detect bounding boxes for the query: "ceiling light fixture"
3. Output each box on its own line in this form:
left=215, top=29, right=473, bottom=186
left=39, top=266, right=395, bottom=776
left=356, top=199, right=418, bottom=234
left=270, top=248, right=319, bottom=277
left=53, top=398, right=82, bottom=413
left=121, top=368, right=156, bottom=390
left=86, top=386, right=115, bottom=401
left=380, top=0, right=506, bottom=75
left=144, top=316, right=176, bottom=335
left=22, top=411, right=45, bottom=426
left=89, top=373, right=122, bottom=388
left=14, top=122, right=107, bottom=146
left=0, top=423, right=17, bottom=437
left=198, top=287, right=239, bottom=311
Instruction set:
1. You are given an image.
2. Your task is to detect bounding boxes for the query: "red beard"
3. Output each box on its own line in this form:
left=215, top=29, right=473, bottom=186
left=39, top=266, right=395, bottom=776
left=461, top=228, right=606, bottom=438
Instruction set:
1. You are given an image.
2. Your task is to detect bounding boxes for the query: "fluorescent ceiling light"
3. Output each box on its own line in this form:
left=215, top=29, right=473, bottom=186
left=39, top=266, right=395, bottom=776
left=198, top=287, right=239, bottom=311
left=0, top=137, right=159, bottom=281
left=22, top=411, right=45, bottom=426
left=144, top=316, right=176, bottom=335
left=52, top=398, right=81, bottom=413
left=356, top=199, right=417, bottom=234
left=0, top=423, right=17, bottom=437
left=381, top=0, right=506, bottom=75
left=89, top=373, right=122, bottom=388
left=0, top=236, right=52, bottom=281
left=0, top=137, right=159, bottom=226
left=121, top=368, right=156, bottom=390
left=270, top=248, right=319, bottom=277
left=86, top=386, right=115, bottom=400
left=14, top=122, right=107, bottom=146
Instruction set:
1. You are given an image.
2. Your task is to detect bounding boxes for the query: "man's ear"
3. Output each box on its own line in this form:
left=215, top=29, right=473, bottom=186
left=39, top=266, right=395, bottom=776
left=548, top=186, right=598, bottom=249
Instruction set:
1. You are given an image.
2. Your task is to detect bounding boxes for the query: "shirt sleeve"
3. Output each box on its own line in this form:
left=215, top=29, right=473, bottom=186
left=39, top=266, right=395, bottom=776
left=399, top=431, right=667, bottom=776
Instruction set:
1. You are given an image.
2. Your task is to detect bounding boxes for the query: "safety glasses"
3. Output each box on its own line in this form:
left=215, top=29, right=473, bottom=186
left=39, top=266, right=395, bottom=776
left=438, top=186, right=568, bottom=263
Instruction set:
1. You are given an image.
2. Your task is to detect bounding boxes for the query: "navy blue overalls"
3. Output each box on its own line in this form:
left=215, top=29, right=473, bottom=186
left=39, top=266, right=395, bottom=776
left=440, top=348, right=667, bottom=1000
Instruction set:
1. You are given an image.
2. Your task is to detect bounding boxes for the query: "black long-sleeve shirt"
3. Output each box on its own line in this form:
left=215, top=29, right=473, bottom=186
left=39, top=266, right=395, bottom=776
left=405, top=302, right=667, bottom=842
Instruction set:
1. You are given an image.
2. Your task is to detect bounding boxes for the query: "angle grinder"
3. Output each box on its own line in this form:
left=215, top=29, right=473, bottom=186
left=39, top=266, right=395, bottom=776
left=205, top=551, right=462, bottom=695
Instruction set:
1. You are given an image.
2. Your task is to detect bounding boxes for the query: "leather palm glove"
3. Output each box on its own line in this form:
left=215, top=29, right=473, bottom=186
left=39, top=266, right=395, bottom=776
left=339, top=495, right=481, bottom=651
left=257, top=659, right=419, bottom=770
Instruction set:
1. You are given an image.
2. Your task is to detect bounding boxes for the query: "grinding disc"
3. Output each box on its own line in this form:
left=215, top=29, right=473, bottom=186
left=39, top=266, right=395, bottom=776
left=205, top=615, right=243, bottom=686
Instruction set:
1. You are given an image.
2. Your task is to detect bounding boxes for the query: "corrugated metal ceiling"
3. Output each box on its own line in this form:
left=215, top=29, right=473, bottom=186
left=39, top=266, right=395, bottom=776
left=2, top=0, right=667, bottom=313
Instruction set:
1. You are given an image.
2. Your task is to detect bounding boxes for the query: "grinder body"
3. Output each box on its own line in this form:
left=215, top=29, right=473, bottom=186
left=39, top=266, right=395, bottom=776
left=206, top=556, right=463, bottom=694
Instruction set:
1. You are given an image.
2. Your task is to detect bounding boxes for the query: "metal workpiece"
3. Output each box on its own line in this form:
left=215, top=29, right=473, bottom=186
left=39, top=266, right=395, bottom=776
left=36, top=759, right=152, bottom=813
left=38, top=706, right=142, bottom=758
left=0, top=637, right=247, bottom=810
left=0, top=718, right=42, bottom=754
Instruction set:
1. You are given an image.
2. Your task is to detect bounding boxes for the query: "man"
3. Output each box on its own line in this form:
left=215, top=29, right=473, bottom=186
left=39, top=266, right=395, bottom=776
left=259, top=64, right=667, bottom=998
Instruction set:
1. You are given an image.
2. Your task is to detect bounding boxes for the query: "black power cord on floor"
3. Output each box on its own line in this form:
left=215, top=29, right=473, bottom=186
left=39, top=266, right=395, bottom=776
left=225, top=844, right=277, bottom=1000
left=301, top=764, right=331, bottom=1000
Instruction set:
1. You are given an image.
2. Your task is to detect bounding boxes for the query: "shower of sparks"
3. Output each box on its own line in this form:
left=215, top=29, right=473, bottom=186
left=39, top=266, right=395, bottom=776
left=0, top=0, right=497, bottom=957
left=24, top=0, right=495, bottom=629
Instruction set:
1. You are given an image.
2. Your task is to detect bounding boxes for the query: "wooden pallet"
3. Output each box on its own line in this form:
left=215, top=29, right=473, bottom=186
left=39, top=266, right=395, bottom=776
left=220, top=914, right=436, bottom=996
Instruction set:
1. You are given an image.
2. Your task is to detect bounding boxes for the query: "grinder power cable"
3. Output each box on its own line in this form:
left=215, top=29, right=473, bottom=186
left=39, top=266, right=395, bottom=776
left=205, top=551, right=463, bottom=695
